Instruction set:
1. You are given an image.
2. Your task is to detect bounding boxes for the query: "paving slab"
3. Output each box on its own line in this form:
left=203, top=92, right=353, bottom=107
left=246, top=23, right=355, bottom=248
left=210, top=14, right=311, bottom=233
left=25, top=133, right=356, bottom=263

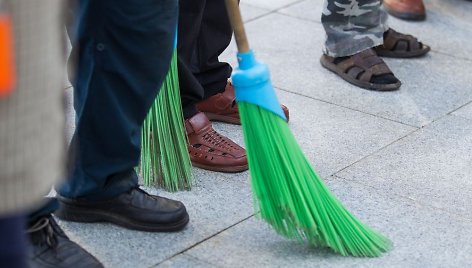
left=337, top=115, right=472, bottom=219
left=452, top=102, right=472, bottom=120
left=240, top=3, right=271, bottom=22
left=242, top=0, right=303, bottom=11
left=274, top=90, right=415, bottom=177
left=224, top=13, right=472, bottom=127
left=155, top=254, right=216, bottom=268
left=278, top=0, right=323, bottom=23
left=57, top=167, right=254, bottom=268
left=184, top=178, right=472, bottom=267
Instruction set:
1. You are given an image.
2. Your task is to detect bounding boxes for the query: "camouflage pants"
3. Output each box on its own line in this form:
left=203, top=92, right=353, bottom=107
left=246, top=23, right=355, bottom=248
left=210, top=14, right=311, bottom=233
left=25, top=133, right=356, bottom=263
left=322, top=0, right=389, bottom=57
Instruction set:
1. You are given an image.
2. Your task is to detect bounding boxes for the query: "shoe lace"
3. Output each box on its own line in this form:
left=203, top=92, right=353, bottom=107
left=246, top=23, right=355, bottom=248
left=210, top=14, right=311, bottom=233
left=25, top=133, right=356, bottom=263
left=27, top=217, right=58, bottom=248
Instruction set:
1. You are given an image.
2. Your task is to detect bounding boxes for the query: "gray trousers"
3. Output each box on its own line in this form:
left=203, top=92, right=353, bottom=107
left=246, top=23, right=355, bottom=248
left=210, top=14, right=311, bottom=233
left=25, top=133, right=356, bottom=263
left=322, top=0, right=389, bottom=57
left=0, top=0, right=64, bottom=215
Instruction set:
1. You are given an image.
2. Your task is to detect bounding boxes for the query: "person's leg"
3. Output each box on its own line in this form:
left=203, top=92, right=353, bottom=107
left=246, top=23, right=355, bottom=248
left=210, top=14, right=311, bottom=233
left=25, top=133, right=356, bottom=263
left=177, top=0, right=248, bottom=173
left=321, top=0, right=388, bottom=58
left=320, top=0, right=400, bottom=90
left=55, top=0, right=189, bottom=231
left=177, top=0, right=206, bottom=119
left=0, top=214, right=28, bottom=268
left=194, top=0, right=233, bottom=99
left=178, top=0, right=233, bottom=119
left=319, top=0, right=429, bottom=91
left=59, top=0, right=177, bottom=200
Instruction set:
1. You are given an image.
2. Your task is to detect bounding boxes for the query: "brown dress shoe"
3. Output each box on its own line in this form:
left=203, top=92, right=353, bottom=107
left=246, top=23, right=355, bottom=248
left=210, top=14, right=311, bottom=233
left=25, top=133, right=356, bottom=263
left=185, top=112, right=248, bottom=173
left=196, top=81, right=290, bottom=124
left=384, top=0, right=426, bottom=21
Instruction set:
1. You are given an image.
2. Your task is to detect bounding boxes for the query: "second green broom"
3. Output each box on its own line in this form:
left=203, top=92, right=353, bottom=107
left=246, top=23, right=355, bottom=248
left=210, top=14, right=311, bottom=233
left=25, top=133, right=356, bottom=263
left=140, top=48, right=192, bottom=192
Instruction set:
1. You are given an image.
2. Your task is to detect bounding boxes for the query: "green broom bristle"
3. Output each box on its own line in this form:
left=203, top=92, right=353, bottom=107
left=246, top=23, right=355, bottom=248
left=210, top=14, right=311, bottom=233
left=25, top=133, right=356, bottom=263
left=238, top=102, right=391, bottom=257
left=139, top=49, right=192, bottom=192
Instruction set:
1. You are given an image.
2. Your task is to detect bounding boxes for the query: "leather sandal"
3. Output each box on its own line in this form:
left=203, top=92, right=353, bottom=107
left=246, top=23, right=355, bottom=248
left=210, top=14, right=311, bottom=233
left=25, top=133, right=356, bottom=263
left=374, top=29, right=430, bottom=58
left=185, top=112, right=248, bottom=173
left=320, top=48, right=401, bottom=91
left=196, top=81, right=290, bottom=124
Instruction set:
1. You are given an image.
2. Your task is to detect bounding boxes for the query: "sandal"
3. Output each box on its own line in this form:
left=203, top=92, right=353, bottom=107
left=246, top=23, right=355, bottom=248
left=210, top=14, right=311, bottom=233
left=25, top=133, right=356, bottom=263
left=196, top=81, right=290, bottom=124
left=185, top=112, right=248, bottom=173
left=374, top=29, right=430, bottom=58
left=320, top=48, right=401, bottom=91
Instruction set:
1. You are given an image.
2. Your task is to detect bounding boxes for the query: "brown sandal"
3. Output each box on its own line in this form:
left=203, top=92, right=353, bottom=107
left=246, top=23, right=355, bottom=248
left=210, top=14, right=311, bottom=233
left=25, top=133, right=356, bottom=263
left=196, top=81, right=290, bottom=124
left=320, top=48, right=401, bottom=91
left=185, top=112, right=248, bottom=173
left=374, top=29, right=430, bottom=58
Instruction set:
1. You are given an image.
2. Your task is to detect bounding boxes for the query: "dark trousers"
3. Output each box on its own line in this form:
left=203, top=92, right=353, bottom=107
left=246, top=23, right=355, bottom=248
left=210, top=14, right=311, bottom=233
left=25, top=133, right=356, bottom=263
left=55, top=0, right=178, bottom=201
left=0, top=214, right=28, bottom=268
left=178, top=0, right=234, bottom=119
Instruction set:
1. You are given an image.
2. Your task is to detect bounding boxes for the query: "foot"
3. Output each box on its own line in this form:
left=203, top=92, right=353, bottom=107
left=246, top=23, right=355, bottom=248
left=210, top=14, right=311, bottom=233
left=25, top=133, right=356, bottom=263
left=383, top=0, right=426, bottom=21
left=28, top=215, right=103, bottom=268
left=320, top=48, right=401, bottom=91
left=196, top=81, right=290, bottom=124
left=185, top=112, right=248, bottom=172
left=374, top=29, right=430, bottom=58
left=54, top=188, right=189, bottom=232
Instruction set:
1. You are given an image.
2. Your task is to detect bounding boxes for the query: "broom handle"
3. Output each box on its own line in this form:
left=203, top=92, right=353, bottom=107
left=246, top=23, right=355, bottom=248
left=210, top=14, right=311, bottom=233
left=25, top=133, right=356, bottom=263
left=224, top=0, right=250, bottom=53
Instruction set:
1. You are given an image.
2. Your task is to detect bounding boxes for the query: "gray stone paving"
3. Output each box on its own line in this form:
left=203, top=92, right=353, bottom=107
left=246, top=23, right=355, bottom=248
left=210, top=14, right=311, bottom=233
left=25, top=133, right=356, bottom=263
left=59, top=0, right=472, bottom=267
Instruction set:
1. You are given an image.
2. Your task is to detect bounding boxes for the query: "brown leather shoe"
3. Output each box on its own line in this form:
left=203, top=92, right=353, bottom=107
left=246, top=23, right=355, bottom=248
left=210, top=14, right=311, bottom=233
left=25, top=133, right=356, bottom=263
left=196, top=81, right=290, bottom=124
left=185, top=112, right=248, bottom=173
left=384, top=0, right=426, bottom=21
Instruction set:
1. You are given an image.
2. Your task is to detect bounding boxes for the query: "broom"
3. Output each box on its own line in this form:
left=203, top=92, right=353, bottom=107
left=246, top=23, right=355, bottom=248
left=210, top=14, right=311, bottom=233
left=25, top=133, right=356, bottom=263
left=139, top=44, right=192, bottom=192
left=225, top=0, right=391, bottom=257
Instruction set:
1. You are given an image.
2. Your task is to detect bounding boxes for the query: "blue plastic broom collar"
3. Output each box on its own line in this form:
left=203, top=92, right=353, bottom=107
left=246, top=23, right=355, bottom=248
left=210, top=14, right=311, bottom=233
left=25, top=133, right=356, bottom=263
left=231, top=50, right=287, bottom=121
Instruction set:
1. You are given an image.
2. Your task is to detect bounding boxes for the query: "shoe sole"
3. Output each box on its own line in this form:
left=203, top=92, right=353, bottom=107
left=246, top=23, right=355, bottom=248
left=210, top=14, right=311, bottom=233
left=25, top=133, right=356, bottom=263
left=320, top=55, right=401, bottom=91
left=192, top=161, right=249, bottom=173
left=205, top=112, right=242, bottom=125
left=54, top=202, right=189, bottom=232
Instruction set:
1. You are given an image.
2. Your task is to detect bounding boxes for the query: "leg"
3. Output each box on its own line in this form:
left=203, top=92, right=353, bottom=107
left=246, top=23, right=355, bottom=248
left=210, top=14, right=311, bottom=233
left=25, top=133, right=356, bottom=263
left=59, top=0, right=178, bottom=200
left=194, top=0, right=233, bottom=98
left=321, top=0, right=388, bottom=57
left=0, top=214, right=28, bottom=268
left=319, top=0, right=429, bottom=91
left=55, top=0, right=189, bottom=232
left=178, top=0, right=233, bottom=119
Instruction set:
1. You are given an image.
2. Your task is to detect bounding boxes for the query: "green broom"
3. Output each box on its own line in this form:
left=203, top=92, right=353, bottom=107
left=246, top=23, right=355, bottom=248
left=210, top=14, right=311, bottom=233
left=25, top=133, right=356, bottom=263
left=225, top=0, right=391, bottom=257
left=139, top=47, right=192, bottom=192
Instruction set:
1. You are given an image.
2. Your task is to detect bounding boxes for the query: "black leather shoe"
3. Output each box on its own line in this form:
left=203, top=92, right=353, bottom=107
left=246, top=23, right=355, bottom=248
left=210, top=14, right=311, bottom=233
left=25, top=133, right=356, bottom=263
left=54, top=188, right=189, bottom=232
left=27, top=215, right=103, bottom=268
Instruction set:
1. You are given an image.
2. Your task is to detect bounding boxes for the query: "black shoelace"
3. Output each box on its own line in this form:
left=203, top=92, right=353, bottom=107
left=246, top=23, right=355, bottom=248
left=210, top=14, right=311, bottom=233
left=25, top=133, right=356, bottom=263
left=27, top=217, right=58, bottom=248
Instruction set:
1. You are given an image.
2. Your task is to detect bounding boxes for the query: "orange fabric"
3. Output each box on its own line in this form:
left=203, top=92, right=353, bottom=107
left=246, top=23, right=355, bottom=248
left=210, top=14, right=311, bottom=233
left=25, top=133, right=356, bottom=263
left=0, top=13, right=15, bottom=98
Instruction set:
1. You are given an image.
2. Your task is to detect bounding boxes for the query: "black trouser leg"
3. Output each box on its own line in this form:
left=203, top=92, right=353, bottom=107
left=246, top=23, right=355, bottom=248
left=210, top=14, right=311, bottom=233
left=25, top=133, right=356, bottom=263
left=178, top=0, right=233, bottom=119
left=0, top=214, right=28, bottom=268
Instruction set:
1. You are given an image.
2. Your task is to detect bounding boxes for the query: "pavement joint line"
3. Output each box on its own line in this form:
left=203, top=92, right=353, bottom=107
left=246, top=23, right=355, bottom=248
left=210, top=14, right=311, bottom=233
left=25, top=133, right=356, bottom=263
left=243, top=0, right=307, bottom=24
left=275, top=86, right=421, bottom=128
left=275, top=9, right=323, bottom=25
left=153, top=214, right=255, bottom=267
left=446, top=100, right=472, bottom=115
left=332, top=127, right=421, bottom=177
left=332, top=175, right=472, bottom=224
